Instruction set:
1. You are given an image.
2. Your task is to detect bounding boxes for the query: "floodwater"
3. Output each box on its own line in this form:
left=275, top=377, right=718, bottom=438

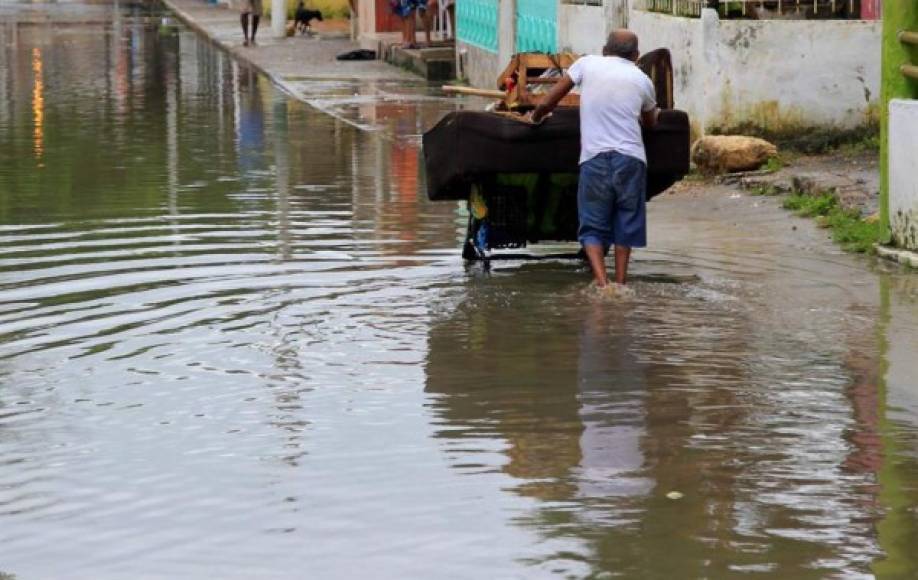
left=1, top=3, right=918, bottom=579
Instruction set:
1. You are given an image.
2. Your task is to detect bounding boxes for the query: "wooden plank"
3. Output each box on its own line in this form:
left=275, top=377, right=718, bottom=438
left=442, top=85, right=506, bottom=98
left=901, top=64, right=918, bottom=81
left=899, top=30, right=918, bottom=46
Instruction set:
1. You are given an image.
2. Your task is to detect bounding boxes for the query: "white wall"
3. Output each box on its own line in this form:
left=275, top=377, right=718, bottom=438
left=889, top=99, right=918, bottom=251
left=357, top=0, right=375, bottom=39
left=558, top=0, right=628, bottom=55
left=458, top=41, right=503, bottom=89
left=629, top=9, right=707, bottom=134
left=629, top=8, right=881, bottom=137
left=558, top=5, right=606, bottom=54
left=712, top=17, right=880, bottom=130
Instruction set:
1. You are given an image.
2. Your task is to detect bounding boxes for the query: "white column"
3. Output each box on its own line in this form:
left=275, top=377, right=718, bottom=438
left=272, top=0, right=287, bottom=38
left=889, top=99, right=918, bottom=251
left=498, top=0, right=516, bottom=68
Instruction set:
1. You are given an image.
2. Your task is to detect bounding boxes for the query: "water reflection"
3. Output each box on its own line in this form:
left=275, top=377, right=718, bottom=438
left=874, top=274, right=918, bottom=578
left=31, top=47, right=43, bottom=163
left=424, top=255, right=917, bottom=577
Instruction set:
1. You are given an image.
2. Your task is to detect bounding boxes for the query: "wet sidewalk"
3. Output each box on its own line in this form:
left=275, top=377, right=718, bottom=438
left=162, top=0, right=412, bottom=81
left=162, top=0, right=474, bottom=137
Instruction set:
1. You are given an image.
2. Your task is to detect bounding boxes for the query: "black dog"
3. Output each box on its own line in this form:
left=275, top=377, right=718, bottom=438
left=295, top=3, right=323, bottom=34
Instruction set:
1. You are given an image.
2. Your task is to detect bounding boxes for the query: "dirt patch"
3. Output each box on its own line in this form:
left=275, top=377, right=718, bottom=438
left=715, top=150, right=879, bottom=218
left=664, top=149, right=882, bottom=254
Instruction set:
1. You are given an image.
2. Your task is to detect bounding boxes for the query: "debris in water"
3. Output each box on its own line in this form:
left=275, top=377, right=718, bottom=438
left=666, top=491, right=684, bottom=500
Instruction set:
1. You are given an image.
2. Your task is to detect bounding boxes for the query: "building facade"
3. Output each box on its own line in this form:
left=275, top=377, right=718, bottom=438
left=457, top=1, right=882, bottom=140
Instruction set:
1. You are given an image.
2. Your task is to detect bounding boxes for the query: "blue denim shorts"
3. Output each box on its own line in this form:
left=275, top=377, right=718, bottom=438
left=577, top=151, right=647, bottom=249
left=391, top=0, right=427, bottom=18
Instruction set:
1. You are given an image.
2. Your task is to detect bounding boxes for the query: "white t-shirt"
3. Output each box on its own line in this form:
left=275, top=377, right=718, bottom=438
left=566, top=55, right=657, bottom=165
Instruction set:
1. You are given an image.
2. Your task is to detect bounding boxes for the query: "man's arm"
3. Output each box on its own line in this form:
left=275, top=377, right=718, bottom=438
left=530, top=75, right=575, bottom=124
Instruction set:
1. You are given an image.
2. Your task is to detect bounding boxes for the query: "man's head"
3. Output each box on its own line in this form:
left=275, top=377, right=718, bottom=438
left=602, top=29, right=639, bottom=61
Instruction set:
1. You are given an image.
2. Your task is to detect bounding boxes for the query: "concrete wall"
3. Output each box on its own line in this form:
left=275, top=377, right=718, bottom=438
left=357, top=0, right=375, bottom=39
left=628, top=9, right=706, bottom=134
left=457, top=0, right=514, bottom=88
left=557, top=0, right=627, bottom=54
left=459, top=3, right=880, bottom=141
left=713, top=17, right=880, bottom=131
left=558, top=5, right=606, bottom=54
left=889, top=99, right=918, bottom=251
left=630, top=8, right=881, bottom=137
left=458, top=41, right=503, bottom=89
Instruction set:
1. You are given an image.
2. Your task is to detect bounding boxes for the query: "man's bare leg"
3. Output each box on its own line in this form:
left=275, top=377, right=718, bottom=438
left=614, top=245, right=631, bottom=285
left=241, top=13, right=250, bottom=45
left=583, top=244, right=609, bottom=287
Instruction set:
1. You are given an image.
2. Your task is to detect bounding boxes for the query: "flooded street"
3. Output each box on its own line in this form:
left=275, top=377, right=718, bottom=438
left=1, top=2, right=918, bottom=579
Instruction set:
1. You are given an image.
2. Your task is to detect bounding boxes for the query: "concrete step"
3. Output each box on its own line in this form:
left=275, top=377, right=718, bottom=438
left=385, top=44, right=455, bottom=81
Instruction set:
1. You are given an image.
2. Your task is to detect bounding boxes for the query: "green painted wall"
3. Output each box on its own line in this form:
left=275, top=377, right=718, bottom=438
left=457, top=0, right=500, bottom=53
left=881, top=3, right=918, bottom=242
left=515, top=0, right=556, bottom=53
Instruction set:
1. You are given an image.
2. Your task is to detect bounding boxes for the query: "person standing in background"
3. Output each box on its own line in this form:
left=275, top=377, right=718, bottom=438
left=391, top=0, right=433, bottom=48
left=240, top=0, right=263, bottom=46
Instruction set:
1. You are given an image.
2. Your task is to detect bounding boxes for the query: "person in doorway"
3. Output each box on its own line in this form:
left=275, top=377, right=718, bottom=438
left=391, top=0, right=432, bottom=48
left=531, top=30, right=660, bottom=287
left=240, top=0, right=263, bottom=46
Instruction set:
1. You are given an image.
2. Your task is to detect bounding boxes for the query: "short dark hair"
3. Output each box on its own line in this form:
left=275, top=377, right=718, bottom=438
left=603, top=32, right=638, bottom=58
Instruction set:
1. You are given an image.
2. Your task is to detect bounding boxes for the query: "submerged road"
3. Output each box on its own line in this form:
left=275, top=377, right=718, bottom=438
left=1, top=2, right=917, bottom=579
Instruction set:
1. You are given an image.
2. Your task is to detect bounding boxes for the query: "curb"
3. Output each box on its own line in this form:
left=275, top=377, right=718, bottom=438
left=875, top=244, right=918, bottom=268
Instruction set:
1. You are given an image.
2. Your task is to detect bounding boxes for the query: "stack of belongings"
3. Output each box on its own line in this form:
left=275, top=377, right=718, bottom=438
left=423, top=49, right=691, bottom=253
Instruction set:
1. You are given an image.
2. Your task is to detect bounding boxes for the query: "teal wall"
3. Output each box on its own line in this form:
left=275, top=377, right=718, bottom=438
left=457, top=0, right=500, bottom=53
left=516, top=0, right=557, bottom=53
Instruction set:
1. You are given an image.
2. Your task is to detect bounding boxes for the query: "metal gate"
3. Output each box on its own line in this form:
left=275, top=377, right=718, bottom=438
left=516, top=0, right=556, bottom=53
